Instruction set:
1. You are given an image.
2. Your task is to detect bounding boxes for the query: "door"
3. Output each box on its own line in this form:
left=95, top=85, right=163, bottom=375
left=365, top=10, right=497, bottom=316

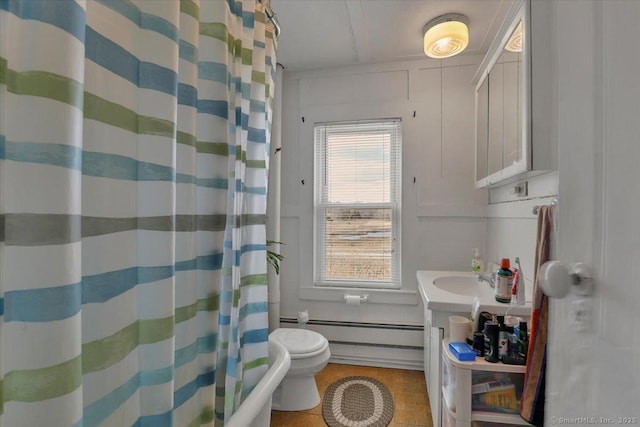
left=548, top=1, right=640, bottom=421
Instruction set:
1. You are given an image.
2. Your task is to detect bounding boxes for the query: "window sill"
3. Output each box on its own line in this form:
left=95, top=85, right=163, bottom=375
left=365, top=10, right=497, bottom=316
left=299, top=286, right=418, bottom=305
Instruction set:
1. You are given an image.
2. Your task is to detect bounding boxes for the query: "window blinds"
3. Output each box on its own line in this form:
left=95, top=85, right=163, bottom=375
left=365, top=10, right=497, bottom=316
left=314, top=119, right=402, bottom=287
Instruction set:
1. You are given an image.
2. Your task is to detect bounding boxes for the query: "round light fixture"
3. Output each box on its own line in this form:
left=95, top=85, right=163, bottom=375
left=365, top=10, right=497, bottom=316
left=423, top=13, right=469, bottom=59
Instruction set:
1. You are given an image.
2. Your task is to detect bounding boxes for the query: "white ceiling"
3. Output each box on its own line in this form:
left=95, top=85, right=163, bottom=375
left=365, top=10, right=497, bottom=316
left=270, top=0, right=515, bottom=71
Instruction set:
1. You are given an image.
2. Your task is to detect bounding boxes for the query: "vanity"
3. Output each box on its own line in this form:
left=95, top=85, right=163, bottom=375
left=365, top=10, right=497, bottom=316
left=417, top=271, right=531, bottom=427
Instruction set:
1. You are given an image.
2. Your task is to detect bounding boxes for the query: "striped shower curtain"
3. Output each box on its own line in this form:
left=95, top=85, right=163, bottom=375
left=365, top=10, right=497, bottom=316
left=0, top=0, right=276, bottom=426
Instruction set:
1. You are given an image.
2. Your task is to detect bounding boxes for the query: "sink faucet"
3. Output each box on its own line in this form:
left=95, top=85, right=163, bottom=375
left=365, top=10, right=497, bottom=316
left=477, top=273, right=496, bottom=288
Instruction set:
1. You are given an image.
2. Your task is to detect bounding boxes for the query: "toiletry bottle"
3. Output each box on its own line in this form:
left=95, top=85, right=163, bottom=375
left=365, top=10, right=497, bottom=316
left=473, top=332, right=485, bottom=356
left=477, top=311, right=493, bottom=334
left=495, top=258, right=513, bottom=303
left=515, top=257, right=525, bottom=305
left=483, top=322, right=499, bottom=363
left=472, top=248, right=483, bottom=273
left=508, top=327, right=519, bottom=358
left=510, top=267, right=519, bottom=305
left=496, top=315, right=509, bottom=360
left=518, top=321, right=528, bottom=362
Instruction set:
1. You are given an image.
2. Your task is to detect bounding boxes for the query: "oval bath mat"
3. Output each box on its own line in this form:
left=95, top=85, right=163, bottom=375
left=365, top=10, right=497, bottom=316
left=322, top=376, right=394, bottom=427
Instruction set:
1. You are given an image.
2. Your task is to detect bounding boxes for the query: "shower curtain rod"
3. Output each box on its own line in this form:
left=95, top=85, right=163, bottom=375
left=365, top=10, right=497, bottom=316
left=259, top=0, right=281, bottom=38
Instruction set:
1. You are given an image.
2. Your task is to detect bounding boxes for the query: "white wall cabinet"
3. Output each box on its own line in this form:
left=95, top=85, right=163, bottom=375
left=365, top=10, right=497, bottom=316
left=473, top=0, right=555, bottom=188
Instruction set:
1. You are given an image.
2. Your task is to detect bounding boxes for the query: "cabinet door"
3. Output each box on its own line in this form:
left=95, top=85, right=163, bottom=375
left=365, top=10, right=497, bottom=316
left=423, top=312, right=431, bottom=389
left=488, top=63, right=504, bottom=175
left=429, top=327, right=444, bottom=427
left=474, top=1, right=547, bottom=188
left=502, top=58, right=522, bottom=167
left=476, top=77, right=489, bottom=182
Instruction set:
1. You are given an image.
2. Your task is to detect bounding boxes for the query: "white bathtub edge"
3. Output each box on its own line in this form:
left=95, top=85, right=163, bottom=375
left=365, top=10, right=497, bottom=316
left=224, top=337, right=291, bottom=427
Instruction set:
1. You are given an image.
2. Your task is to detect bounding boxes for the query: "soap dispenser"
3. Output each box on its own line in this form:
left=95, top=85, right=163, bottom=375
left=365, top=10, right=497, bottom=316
left=472, top=248, right=483, bottom=273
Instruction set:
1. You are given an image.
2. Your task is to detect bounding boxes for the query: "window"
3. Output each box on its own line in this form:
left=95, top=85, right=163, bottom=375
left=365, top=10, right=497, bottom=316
left=314, top=119, right=401, bottom=288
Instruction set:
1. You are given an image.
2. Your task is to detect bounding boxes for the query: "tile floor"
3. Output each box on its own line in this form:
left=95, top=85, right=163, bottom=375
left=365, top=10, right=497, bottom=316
left=270, top=363, right=433, bottom=427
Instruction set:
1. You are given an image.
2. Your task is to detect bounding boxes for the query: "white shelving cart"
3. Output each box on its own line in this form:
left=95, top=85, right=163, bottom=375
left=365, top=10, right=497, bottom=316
left=442, top=339, right=534, bottom=427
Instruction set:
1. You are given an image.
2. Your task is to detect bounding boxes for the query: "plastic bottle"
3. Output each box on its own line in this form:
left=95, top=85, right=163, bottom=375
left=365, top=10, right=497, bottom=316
left=483, top=321, right=499, bottom=363
left=514, top=257, right=525, bottom=305
left=496, top=315, right=509, bottom=360
left=495, top=258, right=513, bottom=303
left=518, top=321, right=529, bottom=362
left=472, top=248, right=483, bottom=273
left=510, top=267, right=519, bottom=305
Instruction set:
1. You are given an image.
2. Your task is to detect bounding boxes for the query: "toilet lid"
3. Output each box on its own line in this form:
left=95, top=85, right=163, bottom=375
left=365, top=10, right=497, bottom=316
left=271, top=328, right=327, bottom=355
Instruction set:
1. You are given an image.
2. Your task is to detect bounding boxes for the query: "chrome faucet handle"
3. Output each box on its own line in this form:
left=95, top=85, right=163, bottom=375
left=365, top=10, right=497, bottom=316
left=476, top=273, right=496, bottom=288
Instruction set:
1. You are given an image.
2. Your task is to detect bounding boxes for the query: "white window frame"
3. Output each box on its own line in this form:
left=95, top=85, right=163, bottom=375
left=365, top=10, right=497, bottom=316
left=313, top=118, right=402, bottom=289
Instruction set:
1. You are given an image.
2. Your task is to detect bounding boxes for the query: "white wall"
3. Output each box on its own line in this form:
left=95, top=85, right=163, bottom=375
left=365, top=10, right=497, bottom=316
left=485, top=171, right=558, bottom=296
left=278, top=56, right=488, bottom=363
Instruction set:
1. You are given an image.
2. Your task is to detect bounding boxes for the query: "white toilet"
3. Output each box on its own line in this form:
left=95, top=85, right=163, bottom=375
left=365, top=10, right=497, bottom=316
left=270, top=328, right=331, bottom=411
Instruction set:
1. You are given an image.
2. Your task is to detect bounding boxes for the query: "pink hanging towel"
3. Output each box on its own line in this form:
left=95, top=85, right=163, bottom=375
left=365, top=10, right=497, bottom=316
left=520, top=205, right=553, bottom=425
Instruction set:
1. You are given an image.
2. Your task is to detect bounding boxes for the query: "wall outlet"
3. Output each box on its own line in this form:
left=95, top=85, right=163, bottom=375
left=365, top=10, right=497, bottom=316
left=571, top=298, right=591, bottom=332
left=514, top=181, right=528, bottom=197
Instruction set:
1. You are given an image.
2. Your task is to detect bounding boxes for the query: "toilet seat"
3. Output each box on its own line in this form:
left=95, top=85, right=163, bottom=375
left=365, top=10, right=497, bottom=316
left=270, top=328, right=328, bottom=359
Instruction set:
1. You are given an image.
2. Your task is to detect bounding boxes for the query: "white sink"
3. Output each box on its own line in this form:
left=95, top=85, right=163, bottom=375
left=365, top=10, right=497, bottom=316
left=418, top=270, right=532, bottom=315
left=432, top=276, right=478, bottom=296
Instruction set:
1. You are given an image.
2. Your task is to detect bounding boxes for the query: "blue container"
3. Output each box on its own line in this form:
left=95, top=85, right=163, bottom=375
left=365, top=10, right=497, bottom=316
left=449, top=342, right=477, bottom=361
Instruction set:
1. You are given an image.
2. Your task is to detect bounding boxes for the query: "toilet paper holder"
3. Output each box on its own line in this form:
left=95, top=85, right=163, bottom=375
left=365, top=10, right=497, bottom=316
left=344, top=294, right=368, bottom=304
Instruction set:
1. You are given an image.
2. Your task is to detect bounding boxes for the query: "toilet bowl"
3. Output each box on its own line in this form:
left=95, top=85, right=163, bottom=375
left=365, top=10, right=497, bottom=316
left=269, top=328, right=331, bottom=411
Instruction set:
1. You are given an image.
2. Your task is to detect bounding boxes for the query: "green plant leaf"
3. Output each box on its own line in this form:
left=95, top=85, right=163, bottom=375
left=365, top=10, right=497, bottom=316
left=266, top=241, right=285, bottom=275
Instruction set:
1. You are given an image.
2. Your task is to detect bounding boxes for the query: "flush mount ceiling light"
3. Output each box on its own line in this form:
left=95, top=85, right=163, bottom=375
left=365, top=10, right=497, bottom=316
left=423, top=13, right=469, bottom=59
left=505, top=21, right=523, bottom=52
